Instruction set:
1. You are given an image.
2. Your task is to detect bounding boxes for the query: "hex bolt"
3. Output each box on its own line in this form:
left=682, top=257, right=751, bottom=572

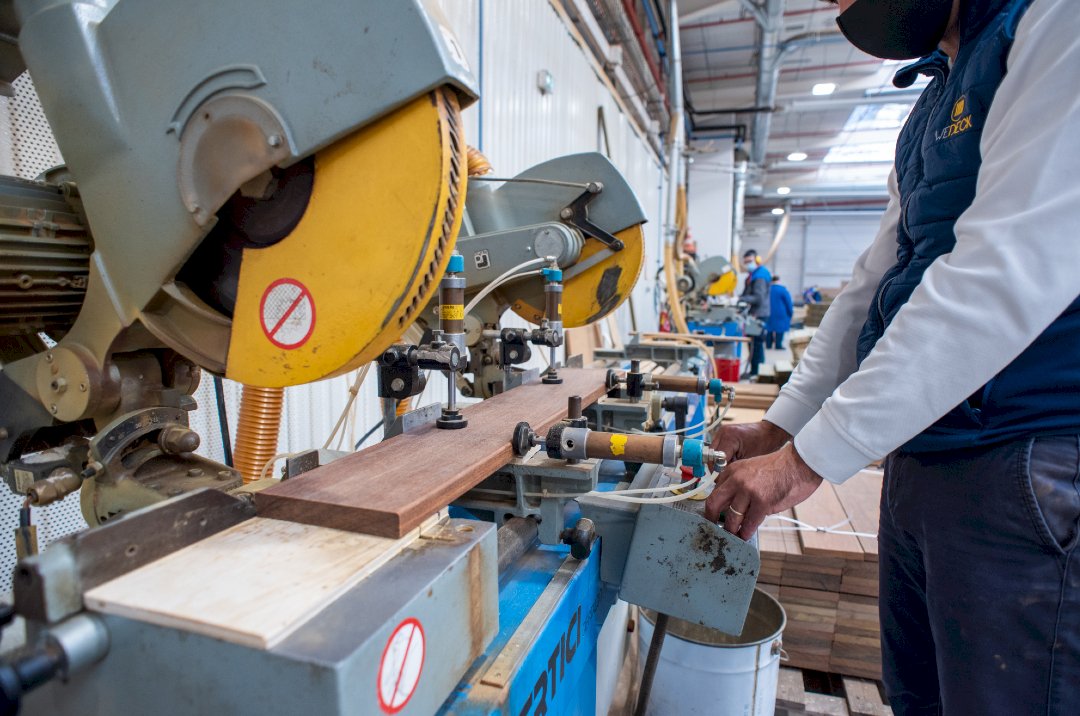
left=49, top=404, right=58, bottom=415
left=216, top=470, right=233, bottom=481
left=186, top=468, right=203, bottom=477
left=391, top=378, right=405, bottom=392
left=50, top=378, right=67, bottom=393
left=267, top=134, right=282, bottom=148
left=45, top=353, right=53, bottom=363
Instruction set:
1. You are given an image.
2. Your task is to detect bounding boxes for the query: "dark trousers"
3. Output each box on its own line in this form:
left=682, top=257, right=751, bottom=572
left=764, top=331, right=786, bottom=349
left=749, top=334, right=766, bottom=376
left=880, top=437, right=1080, bottom=715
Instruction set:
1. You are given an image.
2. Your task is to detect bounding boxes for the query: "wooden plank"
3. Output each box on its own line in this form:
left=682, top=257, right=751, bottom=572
left=255, top=368, right=609, bottom=537
left=832, top=470, right=883, bottom=562
left=778, top=508, right=804, bottom=557
left=84, top=516, right=426, bottom=649
left=565, top=326, right=600, bottom=366
left=805, top=693, right=850, bottom=716
left=721, top=407, right=767, bottom=425
left=776, top=667, right=807, bottom=712
left=731, top=382, right=780, bottom=398
left=794, top=483, right=865, bottom=559
left=838, top=678, right=889, bottom=716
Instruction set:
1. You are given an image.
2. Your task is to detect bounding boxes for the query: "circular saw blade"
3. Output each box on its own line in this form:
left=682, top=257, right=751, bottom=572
left=224, top=89, right=467, bottom=386
left=506, top=224, right=645, bottom=328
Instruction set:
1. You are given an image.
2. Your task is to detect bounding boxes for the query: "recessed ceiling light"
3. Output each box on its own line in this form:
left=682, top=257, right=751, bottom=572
left=787, top=151, right=808, bottom=162
left=812, top=82, right=837, bottom=96
left=771, top=207, right=786, bottom=216
left=776, top=186, right=792, bottom=195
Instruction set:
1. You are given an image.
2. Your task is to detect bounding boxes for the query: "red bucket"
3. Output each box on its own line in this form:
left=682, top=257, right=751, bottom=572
left=715, top=358, right=740, bottom=383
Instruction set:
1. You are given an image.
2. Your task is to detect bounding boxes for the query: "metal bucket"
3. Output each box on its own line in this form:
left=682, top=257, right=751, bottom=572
left=637, top=588, right=786, bottom=715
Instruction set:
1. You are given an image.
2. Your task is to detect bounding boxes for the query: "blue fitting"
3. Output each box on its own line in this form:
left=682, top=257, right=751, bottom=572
left=682, top=438, right=706, bottom=478
left=542, top=267, right=563, bottom=282
left=708, top=378, right=725, bottom=400
left=447, top=253, right=465, bottom=273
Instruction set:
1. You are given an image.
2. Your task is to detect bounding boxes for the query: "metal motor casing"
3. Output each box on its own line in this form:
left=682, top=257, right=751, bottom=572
left=0, top=175, right=90, bottom=344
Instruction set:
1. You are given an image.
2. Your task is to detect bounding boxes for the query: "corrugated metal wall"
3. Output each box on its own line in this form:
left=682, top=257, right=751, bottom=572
left=0, top=1, right=667, bottom=583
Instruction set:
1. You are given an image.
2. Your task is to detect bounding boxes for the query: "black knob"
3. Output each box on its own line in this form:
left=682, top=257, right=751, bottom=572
left=561, top=518, right=598, bottom=560
left=511, top=422, right=537, bottom=457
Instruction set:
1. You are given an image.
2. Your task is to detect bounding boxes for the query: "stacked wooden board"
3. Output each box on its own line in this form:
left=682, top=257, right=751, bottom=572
left=775, top=667, right=893, bottom=716
left=756, top=360, right=794, bottom=386
left=757, top=470, right=883, bottom=680
left=804, top=301, right=832, bottom=327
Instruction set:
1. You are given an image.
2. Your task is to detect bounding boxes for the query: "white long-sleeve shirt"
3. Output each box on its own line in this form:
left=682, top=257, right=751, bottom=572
left=764, top=0, right=1080, bottom=483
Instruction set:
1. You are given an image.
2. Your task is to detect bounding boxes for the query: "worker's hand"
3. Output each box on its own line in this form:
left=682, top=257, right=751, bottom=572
left=711, top=419, right=790, bottom=463
left=704, top=443, right=822, bottom=540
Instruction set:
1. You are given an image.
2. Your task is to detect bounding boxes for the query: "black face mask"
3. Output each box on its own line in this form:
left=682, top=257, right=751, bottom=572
left=836, top=0, right=954, bottom=61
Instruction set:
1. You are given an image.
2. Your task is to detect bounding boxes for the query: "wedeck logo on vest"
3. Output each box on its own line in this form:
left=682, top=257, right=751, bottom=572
left=937, top=96, right=974, bottom=140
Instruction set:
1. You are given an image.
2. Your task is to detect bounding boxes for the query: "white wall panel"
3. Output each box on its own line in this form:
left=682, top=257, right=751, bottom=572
left=743, top=212, right=884, bottom=298
left=687, top=141, right=735, bottom=261
left=800, top=214, right=881, bottom=290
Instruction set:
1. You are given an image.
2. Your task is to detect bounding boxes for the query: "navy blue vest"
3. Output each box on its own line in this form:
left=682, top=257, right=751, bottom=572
left=856, top=0, right=1080, bottom=453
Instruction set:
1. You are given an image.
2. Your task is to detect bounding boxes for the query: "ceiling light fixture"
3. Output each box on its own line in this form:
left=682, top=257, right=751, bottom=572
left=787, top=151, right=808, bottom=162
left=812, top=82, right=837, bottom=96
left=771, top=207, right=786, bottom=216
left=777, top=186, right=792, bottom=195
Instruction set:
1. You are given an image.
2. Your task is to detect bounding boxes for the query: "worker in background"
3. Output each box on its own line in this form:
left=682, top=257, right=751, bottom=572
left=764, top=275, right=794, bottom=350
left=707, top=1, right=1080, bottom=714
left=739, top=248, right=771, bottom=376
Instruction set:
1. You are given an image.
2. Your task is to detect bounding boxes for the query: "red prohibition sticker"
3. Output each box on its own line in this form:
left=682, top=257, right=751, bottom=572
left=377, top=617, right=425, bottom=714
left=259, top=278, right=315, bottom=350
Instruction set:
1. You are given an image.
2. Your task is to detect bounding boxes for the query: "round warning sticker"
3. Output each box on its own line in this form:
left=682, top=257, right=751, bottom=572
left=259, top=278, right=315, bottom=350
left=377, top=618, right=425, bottom=714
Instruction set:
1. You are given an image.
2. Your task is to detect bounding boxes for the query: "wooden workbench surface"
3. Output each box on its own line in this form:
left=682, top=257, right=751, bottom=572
left=254, top=368, right=609, bottom=538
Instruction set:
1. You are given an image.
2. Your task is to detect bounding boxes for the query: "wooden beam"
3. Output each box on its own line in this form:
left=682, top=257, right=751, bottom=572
left=254, top=368, right=609, bottom=538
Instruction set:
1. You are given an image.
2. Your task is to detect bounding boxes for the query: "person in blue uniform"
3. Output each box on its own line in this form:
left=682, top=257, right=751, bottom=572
left=740, top=249, right=771, bottom=376
left=764, top=276, right=794, bottom=350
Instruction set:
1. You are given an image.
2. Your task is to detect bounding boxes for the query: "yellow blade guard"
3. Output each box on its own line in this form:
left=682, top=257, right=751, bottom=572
left=225, top=89, right=467, bottom=386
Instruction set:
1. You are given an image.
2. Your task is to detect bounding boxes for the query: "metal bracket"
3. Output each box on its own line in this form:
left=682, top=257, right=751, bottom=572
left=385, top=402, right=443, bottom=438
left=559, top=183, right=624, bottom=251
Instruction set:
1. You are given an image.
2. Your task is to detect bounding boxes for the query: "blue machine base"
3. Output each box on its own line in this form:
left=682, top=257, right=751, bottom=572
left=439, top=541, right=616, bottom=715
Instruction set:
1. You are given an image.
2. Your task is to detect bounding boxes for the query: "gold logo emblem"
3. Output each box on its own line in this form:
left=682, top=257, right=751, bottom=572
left=937, top=95, right=974, bottom=141
left=951, top=96, right=967, bottom=122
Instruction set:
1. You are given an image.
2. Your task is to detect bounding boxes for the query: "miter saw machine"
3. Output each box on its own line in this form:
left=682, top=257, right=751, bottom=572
left=0, top=0, right=475, bottom=520
left=0, top=0, right=648, bottom=527
left=0, top=2, right=758, bottom=714
left=678, top=255, right=760, bottom=333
